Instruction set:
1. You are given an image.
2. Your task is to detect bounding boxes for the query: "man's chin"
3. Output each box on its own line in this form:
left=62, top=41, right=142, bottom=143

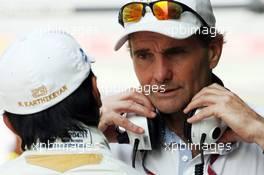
left=149, top=95, right=188, bottom=114
left=154, top=103, right=184, bottom=114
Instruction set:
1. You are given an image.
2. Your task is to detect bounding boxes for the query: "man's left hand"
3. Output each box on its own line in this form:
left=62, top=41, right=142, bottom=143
left=183, top=83, right=264, bottom=149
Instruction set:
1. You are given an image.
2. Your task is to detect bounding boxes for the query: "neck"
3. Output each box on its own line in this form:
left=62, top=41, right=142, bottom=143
left=162, top=112, right=201, bottom=157
left=162, top=112, right=187, bottom=142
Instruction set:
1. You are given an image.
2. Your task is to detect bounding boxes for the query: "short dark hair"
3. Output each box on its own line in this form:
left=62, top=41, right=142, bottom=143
left=4, top=71, right=101, bottom=151
left=195, top=30, right=225, bottom=48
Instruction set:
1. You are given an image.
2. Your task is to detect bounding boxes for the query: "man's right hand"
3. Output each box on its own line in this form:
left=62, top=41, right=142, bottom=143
left=98, top=90, right=156, bottom=142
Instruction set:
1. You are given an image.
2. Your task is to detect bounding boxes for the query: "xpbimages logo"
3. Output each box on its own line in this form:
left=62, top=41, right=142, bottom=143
left=31, top=140, right=101, bottom=152
left=163, top=141, right=232, bottom=153
left=166, top=26, right=220, bottom=38
left=100, top=84, right=166, bottom=96
left=127, top=85, right=166, bottom=96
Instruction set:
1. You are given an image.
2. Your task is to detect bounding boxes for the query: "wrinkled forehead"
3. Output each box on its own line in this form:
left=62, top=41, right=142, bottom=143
left=129, top=32, right=198, bottom=49
left=129, top=31, right=195, bottom=42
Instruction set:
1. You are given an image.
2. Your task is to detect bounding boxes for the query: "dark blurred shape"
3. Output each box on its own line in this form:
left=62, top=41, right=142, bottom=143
left=250, top=0, right=264, bottom=12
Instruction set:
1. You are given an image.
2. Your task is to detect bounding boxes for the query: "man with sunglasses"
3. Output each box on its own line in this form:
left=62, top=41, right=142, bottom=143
left=99, top=0, right=264, bottom=175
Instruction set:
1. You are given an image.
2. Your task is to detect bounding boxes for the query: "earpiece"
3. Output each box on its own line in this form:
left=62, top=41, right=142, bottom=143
left=184, top=109, right=227, bottom=145
left=125, top=113, right=161, bottom=150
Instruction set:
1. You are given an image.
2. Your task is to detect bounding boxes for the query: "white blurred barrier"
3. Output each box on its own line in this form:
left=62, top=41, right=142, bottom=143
left=0, top=0, right=261, bottom=17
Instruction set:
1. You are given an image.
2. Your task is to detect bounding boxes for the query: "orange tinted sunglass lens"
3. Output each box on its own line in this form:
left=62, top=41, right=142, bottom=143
left=153, top=1, right=183, bottom=20
left=123, top=4, right=144, bottom=23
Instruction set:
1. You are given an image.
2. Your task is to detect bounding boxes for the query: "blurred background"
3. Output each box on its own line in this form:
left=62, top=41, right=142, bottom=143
left=0, top=0, right=263, bottom=165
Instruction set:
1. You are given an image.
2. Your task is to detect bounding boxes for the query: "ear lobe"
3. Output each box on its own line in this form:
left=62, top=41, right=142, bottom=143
left=3, top=115, right=22, bottom=153
left=3, top=115, right=17, bottom=134
left=91, top=75, right=102, bottom=107
left=208, top=40, right=223, bottom=69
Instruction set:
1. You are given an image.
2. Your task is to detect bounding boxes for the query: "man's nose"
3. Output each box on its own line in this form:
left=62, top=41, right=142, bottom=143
left=153, top=56, right=172, bottom=84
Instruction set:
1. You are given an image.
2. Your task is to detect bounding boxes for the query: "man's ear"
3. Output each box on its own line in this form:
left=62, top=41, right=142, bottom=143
left=91, top=75, right=102, bottom=107
left=3, top=115, right=16, bottom=134
left=3, top=115, right=22, bottom=153
left=208, top=37, right=223, bottom=69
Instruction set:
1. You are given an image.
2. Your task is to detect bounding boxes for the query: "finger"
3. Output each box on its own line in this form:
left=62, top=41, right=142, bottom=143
left=217, top=129, right=241, bottom=143
left=187, top=105, right=217, bottom=123
left=122, top=90, right=155, bottom=111
left=114, top=114, right=145, bottom=134
left=192, top=82, right=231, bottom=103
left=115, top=100, right=156, bottom=118
left=98, top=116, right=113, bottom=132
left=183, top=94, right=221, bottom=114
left=209, top=83, right=227, bottom=91
left=192, top=86, right=224, bottom=102
left=209, top=83, right=234, bottom=97
left=98, top=113, right=145, bottom=134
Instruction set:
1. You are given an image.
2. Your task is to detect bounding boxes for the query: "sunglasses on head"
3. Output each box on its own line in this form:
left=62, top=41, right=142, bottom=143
left=118, top=0, right=209, bottom=28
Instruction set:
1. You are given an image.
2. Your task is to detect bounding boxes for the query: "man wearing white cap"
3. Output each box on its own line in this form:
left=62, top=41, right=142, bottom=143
left=99, top=0, right=264, bottom=175
left=0, top=30, right=142, bottom=175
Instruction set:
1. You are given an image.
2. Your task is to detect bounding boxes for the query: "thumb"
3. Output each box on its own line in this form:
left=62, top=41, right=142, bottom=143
left=218, top=129, right=241, bottom=143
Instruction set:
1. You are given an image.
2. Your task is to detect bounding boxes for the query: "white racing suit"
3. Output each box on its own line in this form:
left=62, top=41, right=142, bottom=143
left=0, top=127, right=143, bottom=175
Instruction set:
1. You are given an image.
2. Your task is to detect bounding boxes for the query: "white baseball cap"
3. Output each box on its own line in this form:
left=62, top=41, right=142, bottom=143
left=0, top=30, right=92, bottom=115
left=114, top=0, right=216, bottom=50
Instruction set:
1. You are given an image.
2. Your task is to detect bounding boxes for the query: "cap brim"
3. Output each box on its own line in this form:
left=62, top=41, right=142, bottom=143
left=114, top=20, right=201, bottom=51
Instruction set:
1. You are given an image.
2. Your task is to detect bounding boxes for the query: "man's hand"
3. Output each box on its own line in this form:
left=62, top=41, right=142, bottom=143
left=183, top=83, right=264, bottom=149
left=98, top=90, right=156, bottom=142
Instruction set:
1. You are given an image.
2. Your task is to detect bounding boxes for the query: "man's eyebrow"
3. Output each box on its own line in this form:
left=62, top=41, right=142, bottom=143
left=162, top=46, right=188, bottom=55
left=132, top=49, right=150, bottom=55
